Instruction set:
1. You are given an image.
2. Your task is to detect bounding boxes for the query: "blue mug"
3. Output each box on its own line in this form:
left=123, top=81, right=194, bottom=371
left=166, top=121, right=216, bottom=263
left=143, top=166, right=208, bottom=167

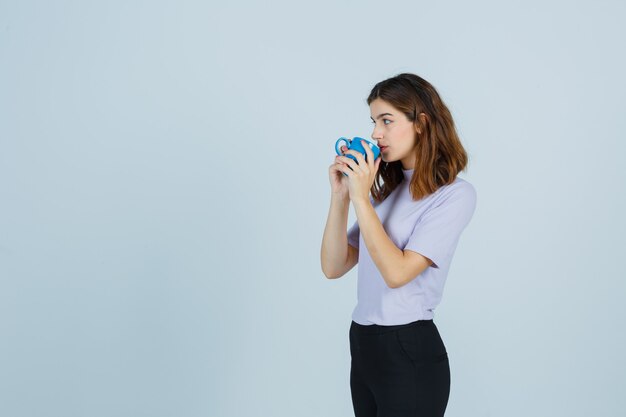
left=335, top=137, right=381, bottom=177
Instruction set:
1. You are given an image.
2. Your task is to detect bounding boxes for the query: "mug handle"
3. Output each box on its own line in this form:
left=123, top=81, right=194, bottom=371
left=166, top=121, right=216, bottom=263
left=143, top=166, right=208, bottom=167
left=335, top=137, right=351, bottom=155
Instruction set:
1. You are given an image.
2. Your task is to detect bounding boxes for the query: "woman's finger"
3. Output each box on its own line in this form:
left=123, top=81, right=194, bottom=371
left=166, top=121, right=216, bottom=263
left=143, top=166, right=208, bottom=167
left=337, top=154, right=358, bottom=171
left=360, top=140, right=374, bottom=169
left=343, top=150, right=366, bottom=174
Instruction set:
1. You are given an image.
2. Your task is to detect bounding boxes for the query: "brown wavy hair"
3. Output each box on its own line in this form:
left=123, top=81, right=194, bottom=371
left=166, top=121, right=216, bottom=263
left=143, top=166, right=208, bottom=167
left=367, top=73, right=469, bottom=202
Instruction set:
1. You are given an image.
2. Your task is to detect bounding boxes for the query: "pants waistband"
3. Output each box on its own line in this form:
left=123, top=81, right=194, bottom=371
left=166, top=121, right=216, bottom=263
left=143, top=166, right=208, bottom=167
left=351, top=319, right=434, bottom=335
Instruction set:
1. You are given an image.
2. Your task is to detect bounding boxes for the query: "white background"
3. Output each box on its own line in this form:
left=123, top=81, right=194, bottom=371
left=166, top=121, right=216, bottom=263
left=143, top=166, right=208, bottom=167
left=1, top=1, right=625, bottom=416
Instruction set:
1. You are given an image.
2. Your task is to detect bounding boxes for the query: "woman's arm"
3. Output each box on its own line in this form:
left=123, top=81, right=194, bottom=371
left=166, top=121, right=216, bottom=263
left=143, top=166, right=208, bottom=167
left=352, top=197, right=432, bottom=288
left=320, top=193, right=359, bottom=279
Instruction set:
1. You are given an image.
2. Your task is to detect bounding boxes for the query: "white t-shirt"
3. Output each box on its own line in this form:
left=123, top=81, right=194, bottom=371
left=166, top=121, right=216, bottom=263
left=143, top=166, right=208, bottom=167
left=347, top=167, right=477, bottom=325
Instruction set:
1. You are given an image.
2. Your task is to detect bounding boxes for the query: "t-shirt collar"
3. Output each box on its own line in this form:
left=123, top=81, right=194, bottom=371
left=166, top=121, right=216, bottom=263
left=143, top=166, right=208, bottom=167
left=402, top=168, right=414, bottom=181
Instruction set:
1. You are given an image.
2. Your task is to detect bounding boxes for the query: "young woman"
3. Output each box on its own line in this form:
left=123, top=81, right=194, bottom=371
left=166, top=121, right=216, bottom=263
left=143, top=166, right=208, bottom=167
left=320, top=73, right=477, bottom=417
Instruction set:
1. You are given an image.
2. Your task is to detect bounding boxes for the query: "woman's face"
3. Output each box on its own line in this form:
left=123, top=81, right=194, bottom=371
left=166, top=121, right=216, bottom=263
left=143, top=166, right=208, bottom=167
left=369, top=98, right=418, bottom=170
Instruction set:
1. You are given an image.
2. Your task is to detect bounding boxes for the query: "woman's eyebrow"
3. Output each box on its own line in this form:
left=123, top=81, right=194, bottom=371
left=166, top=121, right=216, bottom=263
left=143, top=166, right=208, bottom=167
left=370, top=113, right=393, bottom=120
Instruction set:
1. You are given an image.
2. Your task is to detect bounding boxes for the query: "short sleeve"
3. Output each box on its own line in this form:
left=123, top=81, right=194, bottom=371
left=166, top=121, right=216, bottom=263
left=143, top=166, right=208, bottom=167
left=404, top=183, right=477, bottom=269
left=347, top=218, right=360, bottom=249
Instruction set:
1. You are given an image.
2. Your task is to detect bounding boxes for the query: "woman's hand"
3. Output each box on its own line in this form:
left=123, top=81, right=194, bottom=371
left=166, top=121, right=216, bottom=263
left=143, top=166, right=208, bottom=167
left=328, top=145, right=350, bottom=199
left=335, top=140, right=382, bottom=203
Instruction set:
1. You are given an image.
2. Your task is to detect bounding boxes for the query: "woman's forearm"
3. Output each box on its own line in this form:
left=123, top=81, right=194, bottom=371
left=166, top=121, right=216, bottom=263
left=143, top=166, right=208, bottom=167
left=352, top=197, right=405, bottom=288
left=320, top=193, right=351, bottom=278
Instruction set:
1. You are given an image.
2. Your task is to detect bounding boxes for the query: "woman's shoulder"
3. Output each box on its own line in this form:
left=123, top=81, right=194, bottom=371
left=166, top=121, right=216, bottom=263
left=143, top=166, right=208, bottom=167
left=450, top=176, right=476, bottom=194
left=433, top=176, right=476, bottom=205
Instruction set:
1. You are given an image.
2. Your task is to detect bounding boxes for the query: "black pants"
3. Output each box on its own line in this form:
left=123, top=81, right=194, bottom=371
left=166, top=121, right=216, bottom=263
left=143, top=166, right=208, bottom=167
left=349, top=319, right=450, bottom=417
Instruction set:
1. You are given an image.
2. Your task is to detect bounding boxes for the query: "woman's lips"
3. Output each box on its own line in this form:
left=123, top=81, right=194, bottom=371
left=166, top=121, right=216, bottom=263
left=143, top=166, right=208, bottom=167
left=380, top=146, right=388, bottom=152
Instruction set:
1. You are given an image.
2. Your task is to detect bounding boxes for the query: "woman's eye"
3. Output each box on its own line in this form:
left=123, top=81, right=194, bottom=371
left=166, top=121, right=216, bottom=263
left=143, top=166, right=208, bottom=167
left=370, top=119, right=391, bottom=125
